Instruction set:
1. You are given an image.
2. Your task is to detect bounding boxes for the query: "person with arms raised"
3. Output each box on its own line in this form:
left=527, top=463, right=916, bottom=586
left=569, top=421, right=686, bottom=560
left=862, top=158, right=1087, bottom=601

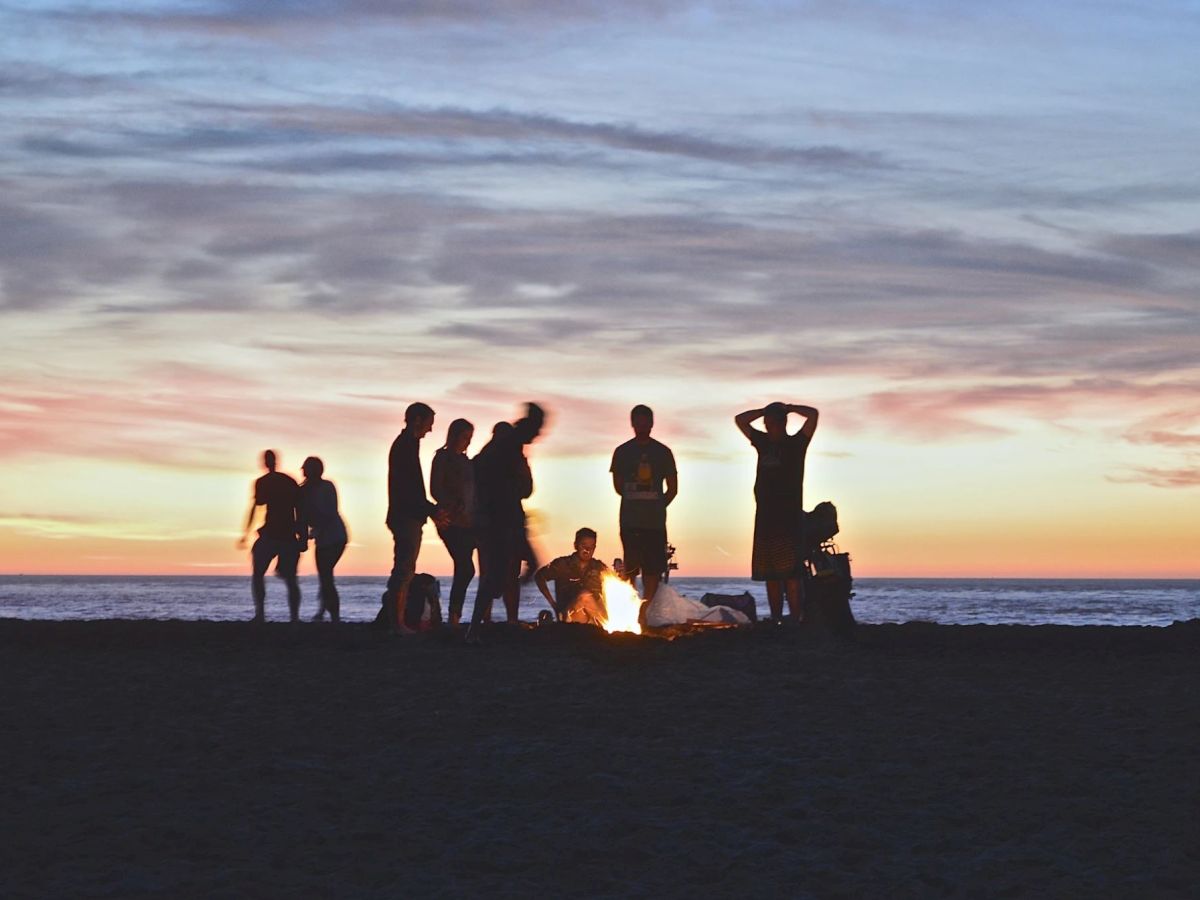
left=735, top=401, right=819, bottom=623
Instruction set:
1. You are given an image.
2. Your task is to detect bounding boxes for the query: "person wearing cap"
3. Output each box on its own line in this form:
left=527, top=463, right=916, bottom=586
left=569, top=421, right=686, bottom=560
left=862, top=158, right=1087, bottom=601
left=735, top=402, right=819, bottom=622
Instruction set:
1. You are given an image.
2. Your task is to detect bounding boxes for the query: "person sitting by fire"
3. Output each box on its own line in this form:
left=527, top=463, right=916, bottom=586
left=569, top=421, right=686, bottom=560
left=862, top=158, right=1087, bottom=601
left=534, top=527, right=609, bottom=624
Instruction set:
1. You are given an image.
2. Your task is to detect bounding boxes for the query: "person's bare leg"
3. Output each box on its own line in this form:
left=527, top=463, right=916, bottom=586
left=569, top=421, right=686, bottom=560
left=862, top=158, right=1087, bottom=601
left=503, top=584, right=520, bottom=623
left=642, top=572, right=660, bottom=603
left=784, top=577, right=803, bottom=621
left=766, top=580, right=784, bottom=620
left=392, top=584, right=416, bottom=635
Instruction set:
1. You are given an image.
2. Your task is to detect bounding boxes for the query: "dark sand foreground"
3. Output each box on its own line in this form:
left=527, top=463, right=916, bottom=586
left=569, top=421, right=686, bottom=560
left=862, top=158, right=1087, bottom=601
left=3, top=618, right=1198, bottom=899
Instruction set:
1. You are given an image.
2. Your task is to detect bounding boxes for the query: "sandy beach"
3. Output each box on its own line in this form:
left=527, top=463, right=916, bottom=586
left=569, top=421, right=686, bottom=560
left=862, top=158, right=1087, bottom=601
left=3, top=618, right=1197, bottom=898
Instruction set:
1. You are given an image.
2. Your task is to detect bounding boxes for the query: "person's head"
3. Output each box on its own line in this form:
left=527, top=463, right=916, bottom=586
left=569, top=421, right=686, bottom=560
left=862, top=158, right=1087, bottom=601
left=574, top=527, right=598, bottom=562
left=630, top=404, right=654, bottom=440
left=763, top=401, right=788, bottom=439
left=405, top=401, right=435, bottom=438
left=514, top=401, right=546, bottom=444
left=443, top=418, right=474, bottom=453
left=262, top=449, right=277, bottom=471
left=301, top=456, right=324, bottom=482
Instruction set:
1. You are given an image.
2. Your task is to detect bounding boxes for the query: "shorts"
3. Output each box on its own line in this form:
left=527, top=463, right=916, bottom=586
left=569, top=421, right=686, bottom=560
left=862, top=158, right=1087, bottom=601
left=620, top=528, right=668, bottom=580
left=251, top=535, right=300, bottom=579
left=386, top=519, right=424, bottom=593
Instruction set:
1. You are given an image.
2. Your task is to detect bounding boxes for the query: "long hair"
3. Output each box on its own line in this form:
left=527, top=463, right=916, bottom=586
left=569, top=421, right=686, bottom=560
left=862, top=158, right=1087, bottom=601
left=442, top=418, right=474, bottom=451
left=301, top=456, right=324, bottom=484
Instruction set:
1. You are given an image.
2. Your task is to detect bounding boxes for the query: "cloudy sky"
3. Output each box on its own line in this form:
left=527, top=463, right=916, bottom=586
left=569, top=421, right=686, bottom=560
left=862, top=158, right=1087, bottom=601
left=2, top=1, right=1197, bottom=577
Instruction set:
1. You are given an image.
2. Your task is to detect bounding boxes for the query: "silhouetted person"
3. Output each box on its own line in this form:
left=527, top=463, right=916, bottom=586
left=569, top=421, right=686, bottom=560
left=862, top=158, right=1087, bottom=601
left=299, top=456, right=348, bottom=623
left=467, top=403, right=546, bottom=643
left=610, top=404, right=677, bottom=603
left=239, top=449, right=304, bottom=623
left=534, top=527, right=609, bottom=625
left=735, top=402, right=819, bottom=621
left=430, top=418, right=476, bottom=628
left=383, top=402, right=448, bottom=635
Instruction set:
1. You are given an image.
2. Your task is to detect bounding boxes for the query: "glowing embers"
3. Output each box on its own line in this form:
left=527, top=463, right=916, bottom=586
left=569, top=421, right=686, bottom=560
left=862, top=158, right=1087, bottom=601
left=599, top=573, right=643, bottom=635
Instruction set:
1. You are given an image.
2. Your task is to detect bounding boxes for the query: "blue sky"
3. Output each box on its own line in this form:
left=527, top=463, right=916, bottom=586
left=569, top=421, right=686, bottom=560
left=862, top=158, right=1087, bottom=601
left=1, top=1, right=1197, bottom=575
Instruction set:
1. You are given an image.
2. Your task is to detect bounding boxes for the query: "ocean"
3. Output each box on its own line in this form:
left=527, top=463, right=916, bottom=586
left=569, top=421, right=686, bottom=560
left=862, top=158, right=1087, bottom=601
left=1, top=575, right=1197, bottom=626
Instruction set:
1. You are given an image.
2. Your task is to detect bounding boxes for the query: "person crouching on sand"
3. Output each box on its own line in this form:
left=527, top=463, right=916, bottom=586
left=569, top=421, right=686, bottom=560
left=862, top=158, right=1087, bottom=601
left=299, top=456, right=348, bottom=624
left=534, top=527, right=609, bottom=625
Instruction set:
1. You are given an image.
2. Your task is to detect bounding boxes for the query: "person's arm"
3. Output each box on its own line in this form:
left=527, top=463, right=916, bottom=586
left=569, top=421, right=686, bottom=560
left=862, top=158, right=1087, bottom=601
left=534, top=563, right=557, bottom=612
left=237, top=484, right=259, bottom=548
left=293, top=485, right=307, bottom=550
left=429, top=452, right=446, bottom=505
left=735, top=408, right=765, bottom=441
left=789, top=404, right=819, bottom=439
left=610, top=449, right=623, bottom=496
left=516, top=452, right=533, bottom=501
left=662, top=447, right=679, bottom=507
left=663, top=472, right=678, bottom=508
left=398, top=439, right=440, bottom=522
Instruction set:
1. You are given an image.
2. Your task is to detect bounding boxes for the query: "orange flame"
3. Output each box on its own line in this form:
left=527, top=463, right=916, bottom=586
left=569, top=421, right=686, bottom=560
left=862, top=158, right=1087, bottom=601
left=600, top=573, right=643, bottom=635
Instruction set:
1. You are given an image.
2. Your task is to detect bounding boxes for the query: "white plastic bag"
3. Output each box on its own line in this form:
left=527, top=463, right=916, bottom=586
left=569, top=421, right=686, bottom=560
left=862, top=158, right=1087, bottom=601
left=645, top=584, right=750, bottom=627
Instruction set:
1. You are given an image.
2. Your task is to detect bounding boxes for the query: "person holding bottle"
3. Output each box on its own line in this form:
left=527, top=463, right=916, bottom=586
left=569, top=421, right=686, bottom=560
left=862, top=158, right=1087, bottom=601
left=609, top=404, right=677, bottom=602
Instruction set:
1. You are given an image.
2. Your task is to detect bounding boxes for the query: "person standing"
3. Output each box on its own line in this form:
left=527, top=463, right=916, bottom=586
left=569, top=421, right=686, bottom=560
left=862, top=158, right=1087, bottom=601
left=430, top=418, right=476, bottom=628
left=383, top=402, right=448, bottom=634
left=735, top=401, right=819, bottom=622
left=299, top=456, right=348, bottom=623
left=609, top=404, right=677, bottom=603
left=467, top=403, right=546, bottom=643
left=239, top=449, right=304, bottom=623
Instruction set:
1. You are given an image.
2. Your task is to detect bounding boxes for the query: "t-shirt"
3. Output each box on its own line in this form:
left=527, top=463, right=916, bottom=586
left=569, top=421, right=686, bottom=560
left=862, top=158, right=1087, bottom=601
left=540, top=554, right=608, bottom=612
left=255, top=471, right=300, bottom=541
left=749, top=429, right=810, bottom=511
left=610, top=438, right=677, bottom=530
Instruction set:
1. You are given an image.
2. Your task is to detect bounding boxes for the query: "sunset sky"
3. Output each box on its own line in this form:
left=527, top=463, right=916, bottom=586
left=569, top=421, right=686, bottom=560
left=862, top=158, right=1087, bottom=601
left=2, top=1, right=1197, bottom=578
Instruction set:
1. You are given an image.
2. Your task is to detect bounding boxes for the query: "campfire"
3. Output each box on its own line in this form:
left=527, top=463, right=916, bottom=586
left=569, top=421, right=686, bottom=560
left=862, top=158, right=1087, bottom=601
left=599, top=573, right=643, bottom=635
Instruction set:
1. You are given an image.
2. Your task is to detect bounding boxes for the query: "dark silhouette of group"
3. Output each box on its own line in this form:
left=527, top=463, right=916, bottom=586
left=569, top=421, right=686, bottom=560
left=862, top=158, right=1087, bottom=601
left=240, top=398, right=819, bottom=631
left=238, top=450, right=348, bottom=624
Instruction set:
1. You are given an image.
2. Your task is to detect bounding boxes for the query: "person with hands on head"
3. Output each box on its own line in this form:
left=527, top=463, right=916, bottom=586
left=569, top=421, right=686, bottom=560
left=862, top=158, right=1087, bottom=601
left=735, top=402, right=819, bottom=623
